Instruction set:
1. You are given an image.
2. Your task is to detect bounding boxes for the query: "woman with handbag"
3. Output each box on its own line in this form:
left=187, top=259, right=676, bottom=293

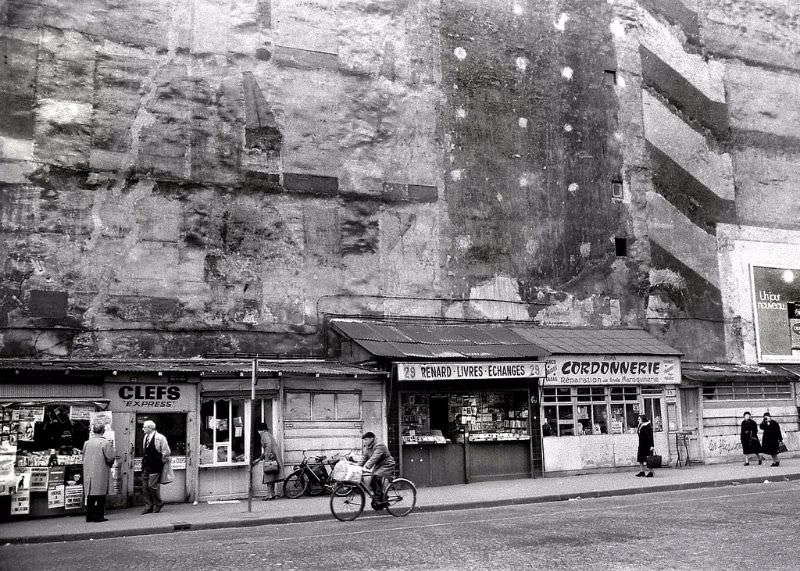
left=252, top=422, right=282, bottom=499
left=635, top=414, right=655, bottom=478
left=740, top=411, right=763, bottom=466
left=760, top=412, right=784, bottom=467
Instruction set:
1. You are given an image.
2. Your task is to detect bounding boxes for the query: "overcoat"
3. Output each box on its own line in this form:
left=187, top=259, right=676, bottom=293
left=740, top=418, right=761, bottom=454
left=361, top=441, right=396, bottom=479
left=636, top=421, right=654, bottom=463
left=259, top=430, right=281, bottom=484
left=760, top=418, right=783, bottom=455
left=82, top=432, right=116, bottom=496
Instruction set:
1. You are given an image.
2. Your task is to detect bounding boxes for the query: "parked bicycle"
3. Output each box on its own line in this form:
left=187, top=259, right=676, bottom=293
left=329, top=463, right=417, bottom=521
left=284, top=450, right=351, bottom=498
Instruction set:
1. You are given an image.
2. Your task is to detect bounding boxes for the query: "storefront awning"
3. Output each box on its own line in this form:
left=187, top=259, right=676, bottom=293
left=330, top=319, right=680, bottom=359
left=681, top=362, right=791, bottom=383
left=780, top=365, right=800, bottom=378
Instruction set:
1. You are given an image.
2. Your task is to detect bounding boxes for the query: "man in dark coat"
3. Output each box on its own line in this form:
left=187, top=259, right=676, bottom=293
left=82, top=422, right=116, bottom=522
left=360, top=431, right=396, bottom=509
left=635, top=415, right=655, bottom=478
left=760, top=412, right=784, bottom=467
left=740, top=411, right=763, bottom=465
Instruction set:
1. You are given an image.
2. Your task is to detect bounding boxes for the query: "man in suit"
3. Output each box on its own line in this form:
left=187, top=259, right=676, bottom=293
left=82, top=422, right=116, bottom=522
left=141, top=420, right=170, bottom=514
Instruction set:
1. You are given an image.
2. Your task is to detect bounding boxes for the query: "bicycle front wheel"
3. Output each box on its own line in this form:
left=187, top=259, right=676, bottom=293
left=283, top=470, right=307, bottom=499
left=385, top=478, right=416, bottom=517
left=330, top=483, right=365, bottom=521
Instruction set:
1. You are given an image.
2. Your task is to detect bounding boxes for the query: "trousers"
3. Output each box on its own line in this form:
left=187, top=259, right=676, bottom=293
left=86, top=494, right=107, bottom=522
left=141, top=471, right=162, bottom=509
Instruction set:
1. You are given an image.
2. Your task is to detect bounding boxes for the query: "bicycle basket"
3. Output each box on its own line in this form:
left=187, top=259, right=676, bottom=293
left=331, top=459, right=362, bottom=484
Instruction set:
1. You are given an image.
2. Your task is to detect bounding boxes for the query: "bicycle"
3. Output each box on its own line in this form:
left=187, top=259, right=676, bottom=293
left=284, top=450, right=350, bottom=498
left=329, top=469, right=417, bottom=521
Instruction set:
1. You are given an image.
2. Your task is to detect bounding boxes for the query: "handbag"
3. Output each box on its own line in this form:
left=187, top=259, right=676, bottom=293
left=160, top=459, right=175, bottom=485
left=646, top=454, right=662, bottom=469
left=262, top=460, right=280, bottom=474
left=778, top=441, right=788, bottom=454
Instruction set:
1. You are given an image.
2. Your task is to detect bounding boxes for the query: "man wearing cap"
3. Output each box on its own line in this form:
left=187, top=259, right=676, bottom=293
left=359, top=431, right=395, bottom=510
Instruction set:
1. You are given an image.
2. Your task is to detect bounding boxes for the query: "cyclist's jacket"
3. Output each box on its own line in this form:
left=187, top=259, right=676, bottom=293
left=360, top=441, right=396, bottom=478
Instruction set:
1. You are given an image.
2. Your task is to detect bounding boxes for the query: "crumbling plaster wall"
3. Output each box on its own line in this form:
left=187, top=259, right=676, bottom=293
left=0, top=0, right=445, bottom=357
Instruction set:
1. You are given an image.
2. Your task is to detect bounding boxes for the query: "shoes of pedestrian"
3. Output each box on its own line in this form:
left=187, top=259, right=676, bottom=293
left=94, top=518, right=109, bottom=522
left=646, top=472, right=654, bottom=477
left=758, top=458, right=763, bottom=465
left=744, top=462, right=749, bottom=466
left=635, top=471, right=645, bottom=477
left=263, top=495, right=275, bottom=501
left=153, top=505, right=163, bottom=513
left=141, top=507, right=153, bottom=515
left=771, top=462, right=780, bottom=467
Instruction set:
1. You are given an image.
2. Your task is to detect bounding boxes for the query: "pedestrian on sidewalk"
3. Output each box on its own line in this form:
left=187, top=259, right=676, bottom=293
left=253, top=422, right=281, bottom=500
left=141, top=420, right=171, bottom=514
left=82, top=422, right=116, bottom=523
left=740, top=411, right=763, bottom=466
left=760, top=412, right=784, bottom=467
left=635, top=414, right=654, bottom=478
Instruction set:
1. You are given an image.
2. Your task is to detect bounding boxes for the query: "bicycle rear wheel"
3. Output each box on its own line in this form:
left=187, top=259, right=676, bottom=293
left=283, top=470, right=307, bottom=499
left=330, top=483, right=365, bottom=521
left=385, top=478, right=416, bottom=517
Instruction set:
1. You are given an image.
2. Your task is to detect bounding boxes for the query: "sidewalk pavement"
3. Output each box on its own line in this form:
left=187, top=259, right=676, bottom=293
left=2, top=461, right=799, bottom=544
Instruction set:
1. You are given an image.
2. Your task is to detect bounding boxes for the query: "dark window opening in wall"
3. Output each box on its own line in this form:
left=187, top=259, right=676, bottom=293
left=611, top=180, right=623, bottom=202
left=615, top=237, right=628, bottom=257
left=604, top=70, right=617, bottom=86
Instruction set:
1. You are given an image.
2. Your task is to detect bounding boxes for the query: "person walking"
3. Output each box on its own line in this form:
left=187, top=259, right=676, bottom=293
left=740, top=411, right=763, bottom=466
left=635, top=414, right=655, bottom=478
left=82, top=422, right=116, bottom=522
left=141, top=420, right=171, bottom=514
left=252, top=422, right=281, bottom=500
left=760, top=412, right=784, bottom=467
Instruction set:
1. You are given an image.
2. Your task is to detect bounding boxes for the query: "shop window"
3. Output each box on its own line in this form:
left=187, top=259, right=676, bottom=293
left=200, top=399, right=246, bottom=465
left=401, top=392, right=529, bottom=443
left=642, top=397, right=663, bottom=432
left=544, top=386, right=643, bottom=436
left=703, top=382, right=792, bottom=401
left=285, top=392, right=361, bottom=421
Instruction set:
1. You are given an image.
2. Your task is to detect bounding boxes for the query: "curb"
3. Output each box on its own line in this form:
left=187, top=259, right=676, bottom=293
left=4, top=473, right=799, bottom=545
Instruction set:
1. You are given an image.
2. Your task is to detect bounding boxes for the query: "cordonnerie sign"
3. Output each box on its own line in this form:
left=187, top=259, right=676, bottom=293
left=543, top=355, right=680, bottom=386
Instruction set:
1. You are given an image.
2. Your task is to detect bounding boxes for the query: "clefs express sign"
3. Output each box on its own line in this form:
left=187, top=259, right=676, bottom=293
left=107, top=383, right=190, bottom=411
left=543, top=355, right=680, bottom=386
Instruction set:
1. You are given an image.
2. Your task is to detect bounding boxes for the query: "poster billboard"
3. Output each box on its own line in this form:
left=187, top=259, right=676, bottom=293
left=751, top=265, right=800, bottom=363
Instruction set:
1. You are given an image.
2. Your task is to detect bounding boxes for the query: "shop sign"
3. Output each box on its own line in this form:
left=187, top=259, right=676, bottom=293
left=107, top=383, right=191, bottom=411
left=750, top=265, right=800, bottom=363
left=542, top=355, right=680, bottom=386
left=397, top=361, right=546, bottom=382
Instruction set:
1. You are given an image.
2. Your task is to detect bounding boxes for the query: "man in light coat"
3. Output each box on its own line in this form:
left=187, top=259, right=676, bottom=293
left=82, top=422, right=116, bottom=522
left=141, top=420, right=171, bottom=514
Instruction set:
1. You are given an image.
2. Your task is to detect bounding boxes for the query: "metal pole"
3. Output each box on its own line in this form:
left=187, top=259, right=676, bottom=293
left=247, top=355, right=258, bottom=512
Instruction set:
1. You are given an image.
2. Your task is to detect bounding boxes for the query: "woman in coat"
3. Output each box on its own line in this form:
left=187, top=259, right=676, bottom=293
left=636, top=415, right=655, bottom=478
left=760, top=412, right=784, bottom=467
left=82, top=422, right=116, bottom=522
left=740, top=411, right=763, bottom=465
left=252, top=422, right=281, bottom=499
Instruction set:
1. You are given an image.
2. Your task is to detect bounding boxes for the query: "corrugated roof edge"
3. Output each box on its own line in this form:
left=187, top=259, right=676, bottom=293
left=0, top=359, right=387, bottom=377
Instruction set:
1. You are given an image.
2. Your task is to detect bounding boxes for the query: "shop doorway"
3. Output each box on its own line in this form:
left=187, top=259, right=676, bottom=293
left=679, top=388, right=702, bottom=461
left=131, top=413, right=188, bottom=505
left=429, top=396, right=449, bottom=439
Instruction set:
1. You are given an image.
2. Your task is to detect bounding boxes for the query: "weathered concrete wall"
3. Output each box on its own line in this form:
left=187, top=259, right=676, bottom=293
left=0, top=0, right=797, bottom=361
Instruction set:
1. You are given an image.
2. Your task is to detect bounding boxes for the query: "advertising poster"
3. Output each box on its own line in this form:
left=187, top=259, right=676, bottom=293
left=17, top=406, right=45, bottom=422
left=751, top=265, right=800, bottom=362
left=17, top=420, right=35, bottom=442
left=69, top=405, right=94, bottom=421
left=64, top=464, right=83, bottom=486
left=0, top=441, right=17, bottom=488
left=15, top=467, right=31, bottom=491
left=10, top=488, right=30, bottom=515
left=48, top=485, right=65, bottom=509
left=29, top=466, right=49, bottom=492
left=65, top=484, right=83, bottom=510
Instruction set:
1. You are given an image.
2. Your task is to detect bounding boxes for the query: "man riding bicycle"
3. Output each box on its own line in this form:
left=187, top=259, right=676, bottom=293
left=359, top=431, right=395, bottom=509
